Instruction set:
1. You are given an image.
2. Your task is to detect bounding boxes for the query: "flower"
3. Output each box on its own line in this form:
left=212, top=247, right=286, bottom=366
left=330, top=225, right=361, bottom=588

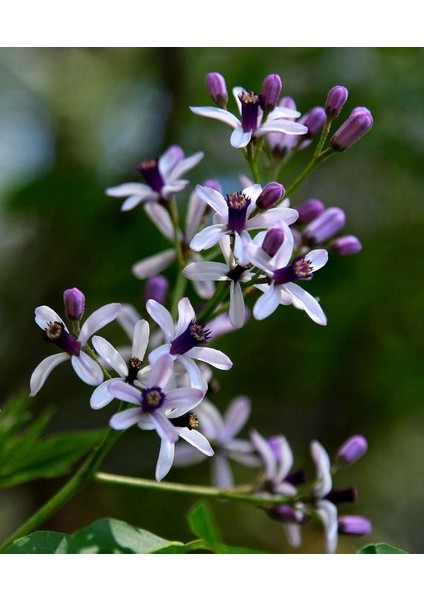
left=146, top=297, right=233, bottom=390
left=174, top=396, right=260, bottom=488
left=30, top=302, right=121, bottom=396
left=190, top=85, right=307, bottom=149
left=90, top=319, right=150, bottom=410
left=106, top=145, right=204, bottom=211
left=108, top=353, right=213, bottom=481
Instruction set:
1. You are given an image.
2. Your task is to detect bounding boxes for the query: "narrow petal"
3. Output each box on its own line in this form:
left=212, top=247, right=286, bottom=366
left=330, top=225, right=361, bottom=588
left=173, top=443, right=207, bottom=467
left=35, top=305, right=66, bottom=330
left=155, top=440, right=175, bottom=482
left=186, top=189, right=208, bottom=242
left=211, top=454, right=234, bottom=489
left=158, top=145, right=184, bottom=180
left=132, top=319, right=150, bottom=360
left=274, top=223, right=295, bottom=269
left=258, top=120, right=308, bottom=136
left=175, top=297, right=196, bottom=338
left=178, top=428, right=214, bottom=456
left=250, top=429, right=277, bottom=481
left=148, top=343, right=172, bottom=365
left=29, top=353, right=69, bottom=396
left=230, top=127, right=252, bottom=148
left=189, top=105, right=241, bottom=129
left=78, top=303, right=121, bottom=345
left=117, top=303, right=141, bottom=339
left=109, top=407, right=141, bottom=430
left=169, top=151, right=204, bottom=181
left=196, top=399, right=223, bottom=440
left=274, top=436, right=294, bottom=483
left=183, top=260, right=228, bottom=281
left=108, top=380, right=141, bottom=405
left=91, top=336, right=128, bottom=377
left=195, top=184, right=228, bottom=217
left=192, top=278, right=215, bottom=300
left=267, top=106, right=301, bottom=120
left=189, top=224, right=226, bottom=252
left=223, top=395, right=251, bottom=437
left=316, top=500, right=339, bottom=554
left=121, top=194, right=146, bottom=211
left=283, top=283, right=327, bottom=326
left=185, top=347, right=233, bottom=370
left=176, top=355, right=206, bottom=391
left=283, top=523, right=302, bottom=548
left=150, top=411, right=179, bottom=443
left=253, top=285, right=280, bottom=320
left=229, top=281, right=245, bottom=329
left=311, top=440, right=333, bottom=498
left=247, top=207, right=299, bottom=229
left=71, top=352, right=104, bottom=386
left=106, top=182, right=151, bottom=197
left=90, top=378, right=121, bottom=410
left=165, top=387, right=204, bottom=415
left=306, top=248, right=329, bottom=271
left=143, top=203, right=175, bottom=241
left=147, top=353, right=174, bottom=389
left=146, top=299, right=174, bottom=341
left=132, top=249, right=176, bottom=280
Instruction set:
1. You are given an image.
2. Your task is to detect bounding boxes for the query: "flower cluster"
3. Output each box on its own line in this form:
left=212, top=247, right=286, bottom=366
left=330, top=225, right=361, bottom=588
left=29, top=70, right=373, bottom=553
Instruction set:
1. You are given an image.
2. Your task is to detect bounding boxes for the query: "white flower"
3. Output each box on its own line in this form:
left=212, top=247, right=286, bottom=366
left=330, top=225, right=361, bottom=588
left=310, top=440, right=338, bottom=554
left=146, top=297, right=233, bottom=390
left=30, top=302, right=121, bottom=396
left=90, top=319, right=150, bottom=410
left=190, top=86, right=307, bottom=149
left=108, top=353, right=213, bottom=481
left=106, top=145, right=204, bottom=211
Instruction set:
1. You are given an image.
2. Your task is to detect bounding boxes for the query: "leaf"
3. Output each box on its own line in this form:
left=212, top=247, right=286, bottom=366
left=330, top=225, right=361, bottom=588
left=358, top=543, right=408, bottom=554
left=6, top=531, right=71, bottom=554
left=187, top=501, right=223, bottom=549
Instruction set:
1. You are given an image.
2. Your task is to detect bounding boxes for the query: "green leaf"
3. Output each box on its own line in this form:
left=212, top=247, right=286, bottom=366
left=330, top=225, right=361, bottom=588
left=187, top=501, right=223, bottom=549
left=358, top=543, right=408, bottom=554
left=6, top=531, right=71, bottom=554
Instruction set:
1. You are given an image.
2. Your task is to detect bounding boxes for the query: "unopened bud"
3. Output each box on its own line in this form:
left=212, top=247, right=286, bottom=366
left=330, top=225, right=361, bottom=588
left=256, top=181, right=285, bottom=211
left=330, top=235, right=362, bottom=256
left=303, top=207, right=346, bottom=245
left=336, top=435, right=368, bottom=466
left=202, top=179, right=222, bottom=193
left=144, top=275, right=169, bottom=305
left=63, top=288, right=85, bottom=321
left=331, top=107, right=373, bottom=151
left=262, top=227, right=285, bottom=257
left=205, top=72, right=228, bottom=108
left=325, top=85, right=349, bottom=119
left=296, top=198, right=325, bottom=224
left=338, top=515, right=372, bottom=536
left=301, top=106, right=326, bottom=138
left=261, top=74, right=282, bottom=111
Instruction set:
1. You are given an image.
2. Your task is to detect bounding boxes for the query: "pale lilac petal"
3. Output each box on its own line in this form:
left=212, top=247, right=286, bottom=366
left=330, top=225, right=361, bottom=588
left=232, top=86, right=245, bottom=113
left=132, top=249, right=176, bottom=280
left=35, top=306, right=66, bottom=330
left=175, top=297, right=196, bottom=338
left=169, top=151, right=204, bottom=181
left=306, top=249, right=329, bottom=271
left=165, top=387, right=204, bottom=415
left=117, top=303, right=141, bottom=339
left=29, top=352, right=69, bottom=396
left=258, top=120, right=308, bottom=136
left=183, top=260, right=228, bottom=281
left=147, top=353, right=174, bottom=389
left=246, top=244, right=274, bottom=273
left=91, top=335, right=128, bottom=377
left=161, top=181, right=188, bottom=199
left=158, top=145, right=184, bottom=179
left=178, top=428, right=214, bottom=457
left=148, top=343, right=172, bottom=365
left=311, top=440, right=332, bottom=497
left=90, top=378, right=121, bottom=410
left=253, top=285, right=281, bottom=320
left=243, top=184, right=263, bottom=207
left=176, top=355, right=206, bottom=391
left=186, top=189, right=208, bottom=241
left=155, top=440, right=175, bottom=482
left=174, top=443, right=207, bottom=466
left=212, top=454, right=234, bottom=489
left=229, top=281, right=245, bottom=329
left=190, top=224, right=226, bottom=252
left=71, top=352, right=104, bottom=386
left=78, top=303, right=121, bottom=346
left=143, top=203, right=175, bottom=241
left=207, top=312, right=244, bottom=339
left=283, top=283, right=327, bottom=326
left=109, top=407, right=141, bottom=430
left=274, top=224, right=295, bottom=269
left=227, top=445, right=262, bottom=468
left=150, top=411, right=179, bottom=443
left=230, top=126, right=252, bottom=148
left=196, top=399, right=223, bottom=440
left=106, top=183, right=151, bottom=197
left=189, top=105, right=241, bottom=129
left=250, top=429, right=277, bottom=481
left=146, top=299, right=174, bottom=341
left=223, top=395, right=251, bottom=437
left=108, top=380, right=141, bottom=405
left=283, top=523, right=302, bottom=548
left=195, top=184, right=228, bottom=217
left=132, top=319, right=150, bottom=360
left=192, top=278, right=215, bottom=300
left=247, top=207, right=299, bottom=229
left=185, top=347, right=233, bottom=370
left=274, top=436, right=294, bottom=483
left=267, top=106, right=301, bottom=120
left=316, top=500, right=339, bottom=554
left=121, top=193, right=152, bottom=211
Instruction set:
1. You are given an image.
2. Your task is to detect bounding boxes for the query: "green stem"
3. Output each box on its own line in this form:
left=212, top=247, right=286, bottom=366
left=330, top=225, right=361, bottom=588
left=246, top=143, right=261, bottom=184
left=197, top=282, right=229, bottom=323
left=0, top=427, right=122, bottom=553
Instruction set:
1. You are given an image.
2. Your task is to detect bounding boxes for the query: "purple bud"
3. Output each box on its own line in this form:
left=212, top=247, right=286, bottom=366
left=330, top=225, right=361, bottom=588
left=336, top=435, right=368, bottom=466
left=261, top=74, right=282, bottom=111
left=280, top=96, right=297, bottom=111
left=301, top=106, right=326, bottom=138
left=338, top=515, right=372, bottom=536
left=330, top=235, right=362, bottom=256
left=256, top=181, right=285, bottom=211
left=144, top=275, right=169, bottom=305
left=269, top=505, right=309, bottom=524
left=262, top=227, right=285, bottom=257
left=63, top=287, right=85, bottom=321
left=325, top=85, right=349, bottom=119
left=205, top=72, right=228, bottom=108
left=331, top=107, right=373, bottom=151
left=303, top=207, right=346, bottom=245
left=295, top=198, right=325, bottom=224
left=202, top=179, right=222, bottom=193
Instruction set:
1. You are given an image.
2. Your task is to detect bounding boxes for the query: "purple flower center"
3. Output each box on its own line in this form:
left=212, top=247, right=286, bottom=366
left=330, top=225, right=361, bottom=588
left=136, top=158, right=164, bottom=193
left=273, top=256, right=314, bottom=285
left=226, top=192, right=251, bottom=233
left=141, top=386, right=165, bottom=413
left=239, top=91, right=260, bottom=133
left=126, top=357, right=143, bottom=384
left=43, top=322, right=81, bottom=356
left=170, top=320, right=211, bottom=355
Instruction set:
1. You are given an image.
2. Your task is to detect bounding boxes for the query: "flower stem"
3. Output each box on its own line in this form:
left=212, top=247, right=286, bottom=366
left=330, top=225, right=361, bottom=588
left=197, top=282, right=228, bottom=323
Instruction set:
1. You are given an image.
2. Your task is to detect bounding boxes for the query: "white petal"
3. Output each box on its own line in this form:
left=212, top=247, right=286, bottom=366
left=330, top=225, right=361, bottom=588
left=283, top=523, right=302, bottom=548
left=306, top=248, right=329, bottom=271
left=192, top=278, right=215, bottom=300
left=161, top=181, right=188, bottom=199
left=158, top=145, right=184, bottom=179
left=189, top=224, right=226, bottom=252
left=146, top=299, right=174, bottom=341
left=143, top=203, right=175, bottom=241
left=109, top=407, right=141, bottom=430
left=165, top=387, right=204, bottom=415
left=316, top=500, right=339, bottom=554
left=274, top=223, right=295, bottom=269
left=90, top=378, right=121, bottom=410
left=196, top=399, right=223, bottom=440
left=189, top=105, right=241, bottom=129
left=148, top=343, right=172, bottom=365
left=253, top=285, right=280, bottom=320
left=117, top=303, right=141, bottom=339
left=29, top=353, right=69, bottom=396
left=121, top=194, right=146, bottom=211
left=178, top=428, right=214, bottom=457
left=132, top=249, right=176, bottom=279
left=91, top=336, right=128, bottom=377
left=185, top=189, right=208, bottom=242
left=175, top=297, right=196, bottom=337
left=267, top=106, right=301, bottom=120
left=229, top=281, right=245, bottom=329
left=250, top=429, right=277, bottom=481
left=132, top=319, right=150, bottom=360
left=311, top=440, right=332, bottom=498
left=176, top=355, right=206, bottom=391
left=108, top=380, right=141, bottom=405
left=169, top=151, right=204, bottom=181
left=211, top=454, right=234, bottom=489
left=223, top=395, right=251, bottom=437
left=35, top=305, right=66, bottom=330
left=185, top=347, right=233, bottom=370
left=150, top=411, right=179, bottom=443
left=247, top=207, right=299, bottom=229
left=155, top=440, right=175, bottom=482
left=147, top=353, right=174, bottom=389
left=283, top=283, right=327, bottom=326
left=71, top=352, right=104, bottom=386
left=78, top=303, right=121, bottom=345
left=274, top=436, right=294, bottom=483
left=106, top=182, right=151, bottom=197
left=183, top=260, right=228, bottom=281
left=195, top=184, right=228, bottom=218
left=258, top=120, right=308, bottom=136
left=230, top=127, right=252, bottom=148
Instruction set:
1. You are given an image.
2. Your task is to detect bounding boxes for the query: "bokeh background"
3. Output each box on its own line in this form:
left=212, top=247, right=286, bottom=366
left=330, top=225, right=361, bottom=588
left=0, top=47, right=423, bottom=553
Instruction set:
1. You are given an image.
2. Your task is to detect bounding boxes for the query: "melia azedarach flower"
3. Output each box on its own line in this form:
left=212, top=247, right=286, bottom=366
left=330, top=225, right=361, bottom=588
left=30, top=292, right=121, bottom=396
left=106, top=145, right=204, bottom=211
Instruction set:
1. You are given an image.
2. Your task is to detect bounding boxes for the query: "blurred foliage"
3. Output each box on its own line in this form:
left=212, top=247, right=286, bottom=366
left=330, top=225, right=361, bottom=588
left=0, top=47, right=423, bottom=553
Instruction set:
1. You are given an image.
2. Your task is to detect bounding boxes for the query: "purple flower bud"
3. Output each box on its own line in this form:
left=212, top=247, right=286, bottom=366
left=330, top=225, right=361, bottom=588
left=261, top=74, right=282, bottom=111
left=301, top=106, right=326, bottom=138
left=325, top=85, right=349, bottom=119
left=336, top=435, right=368, bottom=466
left=205, top=72, right=228, bottom=108
left=331, top=107, right=373, bottom=151
left=144, top=275, right=169, bottom=305
left=338, top=515, right=372, bottom=536
left=280, top=96, right=297, bottom=111
left=330, top=235, right=362, bottom=255
left=262, top=227, right=285, bottom=257
left=202, top=179, right=222, bottom=193
left=303, top=207, right=346, bottom=245
left=256, top=181, right=285, bottom=211
left=269, top=505, right=309, bottom=524
left=63, top=287, right=85, bottom=321
left=295, top=198, right=325, bottom=224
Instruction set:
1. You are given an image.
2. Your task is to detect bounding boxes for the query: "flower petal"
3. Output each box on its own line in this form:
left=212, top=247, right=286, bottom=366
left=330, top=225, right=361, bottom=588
left=147, top=353, right=174, bottom=389
left=253, top=284, right=281, bottom=320
left=178, top=428, right=214, bottom=456
left=109, top=407, right=141, bottom=430
left=29, top=352, right=69, bottom=396
left=106, top=183, right=151, bottom=197
left=155, top=440, right=175, bottom=482
left=316, top=499, right=339, bottom=554
left=117, top=303, right=141, bottom=339
left=229, top=281, right=245, bottom=329
left=166, top=387, right=204, bottom=415
left=183, top=260, right=229, bottom=281
left=90, top=378, right=121, bottom=410
left=175, top=297, right=196, bottom=338
left=212, top=454, right=234, bottom=488
left=158, top=145, right=184, bottom=179
left=306, top=248, right=329, bottom=271
left=169, top=151, right=204, bottom=181
left=143, top=203, right=175, bottom=240
left=174, top=443, right=207, bottom=467
left=267, top=106, right=301, bottom=120
left=311, top=440, right=333, bottom=498
left=132, top=249, right=176, bottom=280
left=132, top=319, right=150, bottom=360
left=230, top=127, right=252, bottom=148
left=108, top=380, right=141, bottom=405
left=196, top=399, right=223, bottom=440
left=195, top=184, right=228, bottom=218
left=176, top=355, right=206, bottom=391
left=186, top=189, right=208, bottom=242
left=250, top=428, right=277, bottom=481
left=92, top=335, right=128, bottom=377
left=223, top=395, right=251, bottom=437
left=150, top=411, right=179, bottom=443
left=185, top=347, right=233, bottom=370
left=71, top=352, right=104, bottom=386
left=258, top=120, right=308, bottom=136
left=78, top=303, right=122, bottom=346
left=274, top=436, right=294, bottom=483
left=283, top=282, right=327, bottom=326
left=35, top=305, right=66, bottom=331
left=247, top=207, right=299, bottom=229
left=146, top=299, right=174, bottom=341
left=190, top=105, right=241, bottom=129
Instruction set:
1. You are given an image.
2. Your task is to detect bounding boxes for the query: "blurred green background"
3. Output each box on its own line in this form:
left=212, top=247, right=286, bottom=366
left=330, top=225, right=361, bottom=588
left=0, top=47, right=423, bottom=553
